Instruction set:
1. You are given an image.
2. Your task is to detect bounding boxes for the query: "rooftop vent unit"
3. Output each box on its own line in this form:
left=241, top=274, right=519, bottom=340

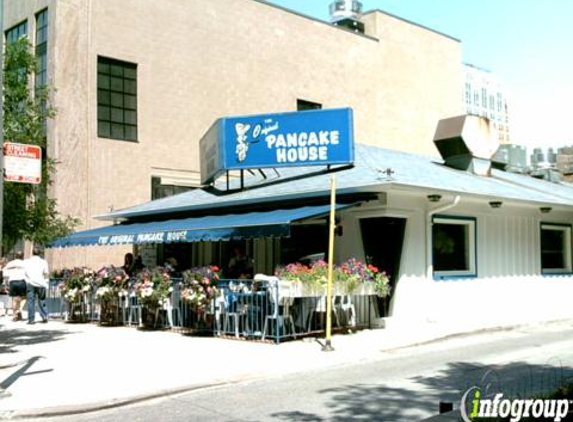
left=433, top=115, right=500, bottom=176
left=329, top=0, right=365, bottom=34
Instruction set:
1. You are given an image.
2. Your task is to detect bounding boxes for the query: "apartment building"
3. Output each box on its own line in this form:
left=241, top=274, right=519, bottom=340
left=463, top=63, right=510, bottom=144
left=3, top=0, right=463, bottom=268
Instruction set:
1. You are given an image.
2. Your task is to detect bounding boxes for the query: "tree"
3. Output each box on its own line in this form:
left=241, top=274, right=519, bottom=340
left=2, top=37, right=78, bottom=252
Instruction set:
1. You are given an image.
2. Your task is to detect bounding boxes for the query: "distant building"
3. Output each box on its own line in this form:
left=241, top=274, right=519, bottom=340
left=557, top=146, right=573, bottom=176
left=531, top=147, right=558, bottom=169
left=494, top=144, right=527, bottom=173
left=531, top=148, right=546, bottom=168
left=463, top=63, right=510, bottom=144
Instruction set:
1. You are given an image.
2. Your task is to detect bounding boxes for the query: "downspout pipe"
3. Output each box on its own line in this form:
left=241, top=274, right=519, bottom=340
left=425, top=195, right=461, bottom=280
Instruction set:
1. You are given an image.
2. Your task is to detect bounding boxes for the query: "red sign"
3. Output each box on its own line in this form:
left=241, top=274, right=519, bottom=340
left=3, top=142, right=42, bottom=184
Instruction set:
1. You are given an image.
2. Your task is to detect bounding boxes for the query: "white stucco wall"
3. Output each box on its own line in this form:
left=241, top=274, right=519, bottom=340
left=337, top=191, right=573, bottom=330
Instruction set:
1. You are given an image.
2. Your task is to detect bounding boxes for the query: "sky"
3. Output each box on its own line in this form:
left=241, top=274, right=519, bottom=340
left=266, top=0, right=573, bottom=149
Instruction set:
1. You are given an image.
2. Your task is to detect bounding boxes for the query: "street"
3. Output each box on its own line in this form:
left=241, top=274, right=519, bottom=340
left=22, top=322, right=573, bottom=422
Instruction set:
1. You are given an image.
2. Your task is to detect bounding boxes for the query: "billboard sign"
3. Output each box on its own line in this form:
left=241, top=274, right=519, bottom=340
left=200, top=108, right=354, bottom=185
left=3, top=142, right=42, bottom=184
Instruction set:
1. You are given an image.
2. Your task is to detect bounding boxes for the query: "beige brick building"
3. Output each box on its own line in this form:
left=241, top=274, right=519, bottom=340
left=3, top=0, right=463, bottom=268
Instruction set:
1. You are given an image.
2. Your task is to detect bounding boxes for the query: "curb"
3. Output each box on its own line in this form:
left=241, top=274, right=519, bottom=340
left=378, top=318, right=573, bottom=353
left=2, top=381, right=229, bottom=420
left=2, top=318, right=572, bottom=419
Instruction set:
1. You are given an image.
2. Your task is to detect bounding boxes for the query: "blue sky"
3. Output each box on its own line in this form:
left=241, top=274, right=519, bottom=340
left=266, top=0, right=573, bottom=149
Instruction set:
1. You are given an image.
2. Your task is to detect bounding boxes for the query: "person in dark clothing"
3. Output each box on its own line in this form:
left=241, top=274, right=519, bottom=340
left=226, top=247, right=253, bottom=279
left=123, top=253, right=134, bottom=277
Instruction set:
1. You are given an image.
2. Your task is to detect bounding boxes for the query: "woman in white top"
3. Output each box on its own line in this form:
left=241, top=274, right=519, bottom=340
left=4, top=252, right=27, bottom=321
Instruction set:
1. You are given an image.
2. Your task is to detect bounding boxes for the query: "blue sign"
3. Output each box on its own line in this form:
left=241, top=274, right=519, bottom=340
left=200, top=108, right=354, bottom=184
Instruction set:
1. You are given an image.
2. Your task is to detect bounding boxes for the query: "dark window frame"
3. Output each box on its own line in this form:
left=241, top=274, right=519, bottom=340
left=432, top=215, right=477, bottom=279
left=97, top=56, right=138, bottom=142
left=151, top=176, right=194, bottom=200
left=540, top=222, right=572, bottom=275
left=297, top=99, right=322, bottom=111
left=5, top=20, right=28, bottom=44
left=35, top=9, right=48, bottom=90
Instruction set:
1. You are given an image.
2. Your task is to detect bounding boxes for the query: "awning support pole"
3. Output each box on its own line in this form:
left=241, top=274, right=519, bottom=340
left=323, top=175, right=336, bottom=352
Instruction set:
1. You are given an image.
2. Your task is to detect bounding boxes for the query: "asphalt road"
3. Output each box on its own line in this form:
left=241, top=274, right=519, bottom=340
left=22, top=322, right=573, bottom=422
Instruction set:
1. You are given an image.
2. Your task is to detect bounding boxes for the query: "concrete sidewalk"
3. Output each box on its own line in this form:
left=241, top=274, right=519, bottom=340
left=1, top=317, right=570, bottom=420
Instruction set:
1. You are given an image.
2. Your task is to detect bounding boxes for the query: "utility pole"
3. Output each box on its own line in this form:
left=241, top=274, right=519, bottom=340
left=0, top=0, right=5, bottom=257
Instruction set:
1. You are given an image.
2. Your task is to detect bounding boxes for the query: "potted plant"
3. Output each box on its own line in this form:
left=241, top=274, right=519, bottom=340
left=60, top=267, right=95, bottom=322
left=95, top=266, right=130, bottom=325
left=181, top=265, right=220, bottom=330
left=132, top=267, right=172, bottom=328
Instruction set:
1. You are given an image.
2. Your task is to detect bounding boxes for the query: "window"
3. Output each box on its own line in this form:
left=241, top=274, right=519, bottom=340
left=297, top=99, right=322, bottom=111
left=35, top=9, right=48, bottom=90
left=151, top=177, right=194, bottom=200
left=5, top=20, right=27, bottom=44
left=97, top=56, right=137, bottom=141
left=465, top=83, right=471, bottom=104
left=540, top=224, right=572, bottom=274
left=481, top=88, right=487, bottom=107
left=473, top=92, right=479, bottom=106
left=432, top=216, right=476, bottom=278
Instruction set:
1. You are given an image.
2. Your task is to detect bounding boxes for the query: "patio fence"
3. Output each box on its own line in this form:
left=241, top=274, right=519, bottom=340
left=46, top=278, right=380, bottom=343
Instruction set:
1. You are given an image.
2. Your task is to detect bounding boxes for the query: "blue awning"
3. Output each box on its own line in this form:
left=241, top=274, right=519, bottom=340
left=48, top=204, right=354, bottom=248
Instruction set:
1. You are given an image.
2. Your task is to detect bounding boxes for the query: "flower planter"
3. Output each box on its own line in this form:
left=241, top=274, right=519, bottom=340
left=140, top=306, right=159, bottom=329
left=99, top=299, right=121, bottom=326
left=66, top=299, right=89, bottom=323
left=287, top=281, right=376, bottom=297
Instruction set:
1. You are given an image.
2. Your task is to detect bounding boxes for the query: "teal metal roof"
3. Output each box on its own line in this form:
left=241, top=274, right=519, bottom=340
left=100, top=144, right=573, bottom=221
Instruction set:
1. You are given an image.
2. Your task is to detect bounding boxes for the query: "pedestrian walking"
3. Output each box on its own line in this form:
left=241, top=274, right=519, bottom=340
left=24, top=248, right=50, bottom=324
left=4, top=252, right=27, bottom=321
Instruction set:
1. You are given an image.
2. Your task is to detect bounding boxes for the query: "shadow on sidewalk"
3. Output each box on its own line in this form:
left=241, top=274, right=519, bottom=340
left=0, top=325, right=74, bottom=354
left=271, top=360, right=573, bottom=422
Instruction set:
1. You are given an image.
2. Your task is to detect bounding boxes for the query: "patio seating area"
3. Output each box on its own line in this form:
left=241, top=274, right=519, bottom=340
left=45, top=277, right=380, bottom=343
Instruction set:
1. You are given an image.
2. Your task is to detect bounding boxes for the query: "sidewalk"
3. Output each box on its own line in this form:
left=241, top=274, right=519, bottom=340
left=1, top=317, right=571, bottom=420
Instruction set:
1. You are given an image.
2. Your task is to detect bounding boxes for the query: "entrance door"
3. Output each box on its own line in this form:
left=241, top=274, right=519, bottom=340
left=359, top=217, right=406, bottom=316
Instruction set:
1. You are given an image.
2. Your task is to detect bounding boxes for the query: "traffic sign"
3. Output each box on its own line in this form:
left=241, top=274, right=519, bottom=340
left=3, top=142, right=42, bottom=184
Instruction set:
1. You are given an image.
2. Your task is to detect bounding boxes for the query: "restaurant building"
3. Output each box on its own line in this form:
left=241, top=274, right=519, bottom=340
left=2, top=0, right=463, bottom=268
left=52, top=112, right=573, bottom=331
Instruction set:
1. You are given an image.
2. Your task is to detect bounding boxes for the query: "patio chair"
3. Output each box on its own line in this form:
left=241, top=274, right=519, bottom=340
left=206, top=290, right=226, bottom=335
left=257, top=275, right=296, bottom=341
left=307, top=295, right=340, bottom=332
left=222, top=290, right=250, bottom=338
left=126, top=293, right=142, bottom=326
left=155, top=291, right=182, bottom=329
left=338, top=295, right=356, bottom=327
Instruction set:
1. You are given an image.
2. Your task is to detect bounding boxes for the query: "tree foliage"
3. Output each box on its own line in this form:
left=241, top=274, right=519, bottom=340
left=3, top=37, right=78, bottom=251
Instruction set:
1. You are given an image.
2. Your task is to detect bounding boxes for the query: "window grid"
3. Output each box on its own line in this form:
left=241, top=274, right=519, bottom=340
left=465, top=83, right=471, bottom=104
left=5, top=20, right=27, bottom=44
left=35, top=9, right=48, bottom=90
left=97, top=56, right=138, bottom=141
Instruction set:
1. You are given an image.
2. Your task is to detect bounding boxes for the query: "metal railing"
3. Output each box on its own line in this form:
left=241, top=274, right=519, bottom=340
left=47, top=278, right=379, bottom=343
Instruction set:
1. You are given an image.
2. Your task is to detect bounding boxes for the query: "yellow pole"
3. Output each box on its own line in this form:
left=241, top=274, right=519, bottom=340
left=323, top=174, right=336, bottom=352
